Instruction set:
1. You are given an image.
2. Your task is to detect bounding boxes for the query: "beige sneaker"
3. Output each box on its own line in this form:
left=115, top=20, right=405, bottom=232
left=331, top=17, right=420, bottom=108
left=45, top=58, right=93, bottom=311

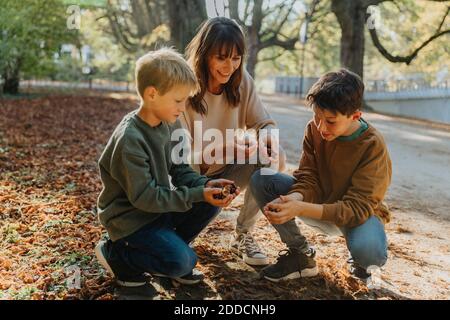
left=230, top=232, right=269, bottom=266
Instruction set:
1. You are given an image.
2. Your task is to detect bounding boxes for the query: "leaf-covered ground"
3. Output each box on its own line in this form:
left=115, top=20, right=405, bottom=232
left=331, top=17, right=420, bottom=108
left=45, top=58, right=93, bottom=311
left=0, top=93, right=438, bottom=300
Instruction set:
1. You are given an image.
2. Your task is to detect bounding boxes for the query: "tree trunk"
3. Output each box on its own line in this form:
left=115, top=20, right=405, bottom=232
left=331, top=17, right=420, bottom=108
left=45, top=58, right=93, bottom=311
left=246, top=43, right=258, bottom=78
left=2, top=62, right=21, bottom=95
left=331, top=0, right=367, bottom=79
left=167, top=0, right=207, bottom=52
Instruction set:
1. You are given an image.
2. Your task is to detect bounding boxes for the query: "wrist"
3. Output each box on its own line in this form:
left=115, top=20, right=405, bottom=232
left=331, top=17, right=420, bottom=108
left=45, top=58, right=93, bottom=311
left=290, top=192, right=304, bottom=201
left=301, top=202, right=323, bottom=220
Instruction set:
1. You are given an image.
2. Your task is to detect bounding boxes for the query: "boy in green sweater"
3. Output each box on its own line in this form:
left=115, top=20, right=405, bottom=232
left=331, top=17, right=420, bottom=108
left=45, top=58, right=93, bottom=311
left=95, top=48, right=239, bottom=294
left=250, top=69, right=392, bottom=283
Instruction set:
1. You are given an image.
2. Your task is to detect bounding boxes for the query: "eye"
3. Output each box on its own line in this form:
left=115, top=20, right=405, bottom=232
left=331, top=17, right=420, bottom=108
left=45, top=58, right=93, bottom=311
left=326, top=120, right=335, bottom=125
left=175, top=99, right=182, bottom=103
left=233, top=56, right=241, bottom=61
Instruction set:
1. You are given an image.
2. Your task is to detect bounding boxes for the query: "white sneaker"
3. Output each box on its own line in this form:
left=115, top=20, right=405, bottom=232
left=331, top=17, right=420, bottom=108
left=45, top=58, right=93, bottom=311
left=230, top=232, right=269, bottom=266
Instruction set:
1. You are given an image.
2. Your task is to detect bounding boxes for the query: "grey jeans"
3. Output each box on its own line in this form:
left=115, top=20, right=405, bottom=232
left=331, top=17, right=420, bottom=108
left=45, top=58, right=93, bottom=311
left=249, top=169, right=389, bottom=269
left=209, top=164, right=262, bottom=234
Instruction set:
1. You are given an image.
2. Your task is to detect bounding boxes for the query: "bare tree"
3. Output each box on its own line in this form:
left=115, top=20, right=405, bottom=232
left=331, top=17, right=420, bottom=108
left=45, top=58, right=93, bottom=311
left=331, top=0, right=450, bottom=78
left=228, top=0, right=315, bottom=77
left=167, top=0, right=207, bottom=51
left=104, top=0, right=206, bottom=53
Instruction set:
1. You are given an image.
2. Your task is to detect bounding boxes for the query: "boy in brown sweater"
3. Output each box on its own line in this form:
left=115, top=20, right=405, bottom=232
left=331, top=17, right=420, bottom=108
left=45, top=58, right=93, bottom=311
left=250, top=69, right=392, bottom=282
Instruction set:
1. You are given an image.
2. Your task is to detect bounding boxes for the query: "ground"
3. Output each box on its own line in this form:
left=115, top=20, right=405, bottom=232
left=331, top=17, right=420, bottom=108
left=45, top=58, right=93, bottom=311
left=0, top=91, right=448, bottom=300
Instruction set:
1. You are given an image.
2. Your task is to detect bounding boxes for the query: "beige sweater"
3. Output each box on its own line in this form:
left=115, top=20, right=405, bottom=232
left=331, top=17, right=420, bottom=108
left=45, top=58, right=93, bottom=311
left=289, top=119, right=392, bottom=228
left=180, top=70, right=276, bottom=176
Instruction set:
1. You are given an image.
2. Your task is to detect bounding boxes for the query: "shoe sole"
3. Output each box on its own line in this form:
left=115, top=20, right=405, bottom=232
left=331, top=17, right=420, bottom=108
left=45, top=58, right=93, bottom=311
left=263, top=265, right=319, bottom=282
left=152, top=273, right=202, bottom=285
left=230, top=247, right=270, bottom=266
left=243, top=254, right=270, bottom=266
left=95, top=240, right=115, bottom=276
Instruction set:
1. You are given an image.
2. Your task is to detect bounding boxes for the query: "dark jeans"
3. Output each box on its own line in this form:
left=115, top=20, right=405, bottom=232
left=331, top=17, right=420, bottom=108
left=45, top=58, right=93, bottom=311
left=108, top=202, right=220, bottom=281
left=250, top=169, right=388, bottom=269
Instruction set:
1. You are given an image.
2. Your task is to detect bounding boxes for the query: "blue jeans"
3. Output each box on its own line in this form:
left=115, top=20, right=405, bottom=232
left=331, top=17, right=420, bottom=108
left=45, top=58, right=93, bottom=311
left=250, top=169, right=388, bottom=269
left=108, top=202, right=220, bottom=281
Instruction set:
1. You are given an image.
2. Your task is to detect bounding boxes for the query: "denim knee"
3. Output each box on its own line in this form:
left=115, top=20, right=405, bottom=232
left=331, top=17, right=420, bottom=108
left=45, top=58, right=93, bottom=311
left=250, top=169, right=277, bottom=200
left=250, top=169, right=264, bottom=192
left=162, top=247, right=197, bottom=277
left=348, top=238, right=388, bottom=269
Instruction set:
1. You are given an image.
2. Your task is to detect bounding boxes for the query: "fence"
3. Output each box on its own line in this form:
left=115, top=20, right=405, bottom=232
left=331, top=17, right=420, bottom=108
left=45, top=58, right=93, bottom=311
left=272, top=76, right=450, bottom=96
left=270, top=76, right=450, bottom=125
left=18, top=79, right=135, bottom=92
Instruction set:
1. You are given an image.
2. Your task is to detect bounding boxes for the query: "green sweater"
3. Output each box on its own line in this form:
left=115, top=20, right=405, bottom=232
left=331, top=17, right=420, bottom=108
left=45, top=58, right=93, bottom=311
left=97, top=110, right=209, bottom=241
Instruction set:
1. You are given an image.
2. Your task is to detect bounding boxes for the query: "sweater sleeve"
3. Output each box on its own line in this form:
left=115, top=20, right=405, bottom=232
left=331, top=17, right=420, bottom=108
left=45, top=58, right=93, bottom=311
left=179, top=111, right=202, bottom=174
left=288, top=122, right=323, bottom=203
left=242, top=70, right=276, bottom=131
left=169, top=120, right=210, bottom=188
left=109, top=140, right=205, bottom=214
left=321, top=140, right=392, bottom=227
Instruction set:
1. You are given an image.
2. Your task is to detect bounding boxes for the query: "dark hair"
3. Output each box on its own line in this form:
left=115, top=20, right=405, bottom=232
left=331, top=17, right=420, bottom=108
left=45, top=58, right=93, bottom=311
left=186, top=17, right=246, bottom=115
left=306, top=69, right=364, bottom=116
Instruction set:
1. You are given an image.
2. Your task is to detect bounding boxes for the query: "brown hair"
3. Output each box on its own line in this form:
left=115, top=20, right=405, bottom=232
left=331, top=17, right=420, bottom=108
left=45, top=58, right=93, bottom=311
left=306, top=69, right=364, bottom=116
left=186, top=17, right=246, bottom=115
left=135, top=47, right=198, bottom=100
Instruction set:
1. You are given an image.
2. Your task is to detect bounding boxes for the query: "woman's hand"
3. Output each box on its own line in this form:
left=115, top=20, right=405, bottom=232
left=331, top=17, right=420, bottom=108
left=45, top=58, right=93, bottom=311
left=235, top=135, right=258, bottom=161
left=202, top=135, right=258, bottom=166
left=259, top=133, right=278, bottom=161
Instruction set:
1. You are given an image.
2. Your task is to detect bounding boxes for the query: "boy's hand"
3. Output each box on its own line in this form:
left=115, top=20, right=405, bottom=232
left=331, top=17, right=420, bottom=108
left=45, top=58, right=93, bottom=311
left=263, top=196, right=302, bottom=225
left=263, top=192, right=303, bottom=209
left=281, top=192, right=304, bottom=202
left=205, top=179, right=235, bottom=189
left=206, top=179, right=241, bottom=200
left=203, top=187, right=237, bottom=207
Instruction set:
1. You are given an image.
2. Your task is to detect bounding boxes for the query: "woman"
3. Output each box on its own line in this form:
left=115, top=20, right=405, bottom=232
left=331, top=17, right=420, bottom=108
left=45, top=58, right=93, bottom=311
left=180, top=17, right=286, bottom=266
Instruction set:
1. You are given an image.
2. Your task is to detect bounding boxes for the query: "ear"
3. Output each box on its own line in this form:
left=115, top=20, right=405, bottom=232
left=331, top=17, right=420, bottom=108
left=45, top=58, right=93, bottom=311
left=351, top=110, right=362, bottom=121
left=143, top=86, right=158, bottom=100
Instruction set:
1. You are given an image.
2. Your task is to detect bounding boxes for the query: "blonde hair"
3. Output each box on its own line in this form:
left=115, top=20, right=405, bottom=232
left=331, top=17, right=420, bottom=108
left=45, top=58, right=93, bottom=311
left=135, top=47, right=198, bottom=100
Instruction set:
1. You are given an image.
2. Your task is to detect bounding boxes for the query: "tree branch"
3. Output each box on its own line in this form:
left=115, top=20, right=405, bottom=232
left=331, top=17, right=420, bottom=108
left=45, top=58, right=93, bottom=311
left=228, top=0, right=243, bottom=25
left=368, top=7, right=450, bottom=64
left=271, top=0, right=296, bottom=38
left=257, top=50, right=286, bottom=62
left=260, top=37, right=297, bottom=51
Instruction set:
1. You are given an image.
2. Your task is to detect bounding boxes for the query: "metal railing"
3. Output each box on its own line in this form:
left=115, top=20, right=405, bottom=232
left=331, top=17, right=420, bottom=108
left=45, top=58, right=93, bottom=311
left=17, top=79, right=135, bottom=92
left=365, top=79, right=449, bottom=93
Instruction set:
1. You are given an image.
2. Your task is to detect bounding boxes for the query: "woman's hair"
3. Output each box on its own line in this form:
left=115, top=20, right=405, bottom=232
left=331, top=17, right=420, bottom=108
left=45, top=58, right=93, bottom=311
left=186, top=17, right=246, bottom=115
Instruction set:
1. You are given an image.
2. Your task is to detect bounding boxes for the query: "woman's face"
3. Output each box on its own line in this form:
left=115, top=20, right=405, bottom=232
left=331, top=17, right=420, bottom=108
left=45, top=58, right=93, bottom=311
left=207, top=46, right=242, bottom=93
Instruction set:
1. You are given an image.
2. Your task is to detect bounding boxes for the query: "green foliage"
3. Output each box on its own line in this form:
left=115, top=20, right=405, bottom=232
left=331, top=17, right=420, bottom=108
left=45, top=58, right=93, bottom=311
left=79, top=10, right=136, bottom=81
left=0, top=0, right=79, bottom=80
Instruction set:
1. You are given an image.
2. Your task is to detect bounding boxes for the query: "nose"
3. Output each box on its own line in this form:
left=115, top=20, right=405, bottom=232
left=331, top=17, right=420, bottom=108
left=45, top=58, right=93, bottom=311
left=223, top=59, right=233, bottom=73
left=178, top=101, right=186, bottom=112
left=316, top=119, right=324, bottom=131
